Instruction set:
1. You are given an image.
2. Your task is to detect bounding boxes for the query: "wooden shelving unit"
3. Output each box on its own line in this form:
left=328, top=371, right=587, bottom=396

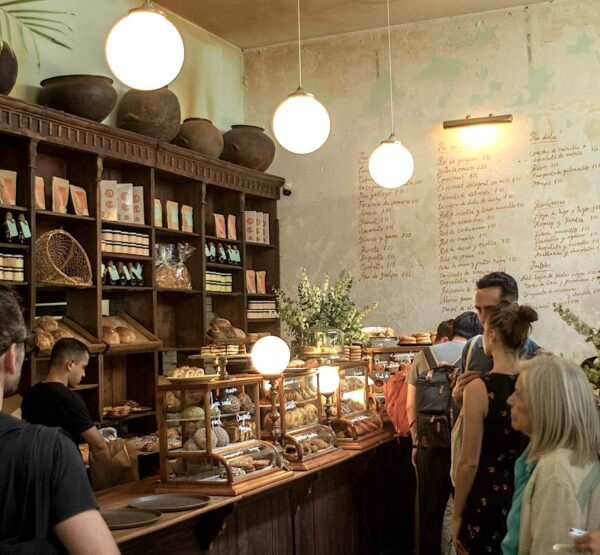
left=0, top=95, right=283, bottom=435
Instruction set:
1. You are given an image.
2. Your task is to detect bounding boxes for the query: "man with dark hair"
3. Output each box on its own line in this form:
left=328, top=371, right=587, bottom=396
left=0, top=287, right=118, bottom=552
left=435, top=319, right=454, bottom=343
left=406, top=311, right=483, bottom=555
left=22, top=338, right=109, bottom=459
left=453, top=271, right=539, bottom=403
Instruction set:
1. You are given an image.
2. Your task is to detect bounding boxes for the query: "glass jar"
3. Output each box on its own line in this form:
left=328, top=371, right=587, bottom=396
left=302, top=326, right=344, bottom=359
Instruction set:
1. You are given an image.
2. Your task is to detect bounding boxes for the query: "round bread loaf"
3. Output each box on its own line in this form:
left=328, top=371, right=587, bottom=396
left=116, top=326, right=136, bottom=344
left=183, top=439, right=199, bottom=451
left=220, top=394, right=241, bottom=414
left=51, top=328, right=72, bottom=341
left=35, top=315, right=58, bottom=332
left=193, top=428, right=218, bottom=450
left=36, top=330, right=54, bottom=351
left=213, top=426, right=230, bottom=447
left=102, top=326, right=120, bottom=345
left=236, top=392, right=253, bottom=412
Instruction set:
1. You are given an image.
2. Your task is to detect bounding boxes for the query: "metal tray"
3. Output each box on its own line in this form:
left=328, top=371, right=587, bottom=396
left=100, top=508, right=162, bottom=530
left=129, top=493, right=211, bottom=512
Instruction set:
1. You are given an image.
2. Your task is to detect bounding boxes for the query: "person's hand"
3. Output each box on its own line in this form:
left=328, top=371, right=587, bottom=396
left=411, top=447, right=417, bottom=467
left=575, top=530, right=600, bottom=554
left=453, top=370, right=482, bottom=406
left=451, top=517, right=468, bottom=554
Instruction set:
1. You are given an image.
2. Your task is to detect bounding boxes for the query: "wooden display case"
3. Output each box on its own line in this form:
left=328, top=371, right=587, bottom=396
left=156, top=375, right=291, bottom=495
left=331, top=362, right=392, bottom=450
left=0, top=95, right=283, bottom=434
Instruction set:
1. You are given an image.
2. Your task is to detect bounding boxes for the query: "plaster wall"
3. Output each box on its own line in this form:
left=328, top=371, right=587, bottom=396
left=244, top=0, right=600, bottom=361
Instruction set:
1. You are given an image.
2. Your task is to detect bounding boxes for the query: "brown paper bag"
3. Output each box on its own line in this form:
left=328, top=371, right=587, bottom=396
left=89, top=438, right=137, bottom=491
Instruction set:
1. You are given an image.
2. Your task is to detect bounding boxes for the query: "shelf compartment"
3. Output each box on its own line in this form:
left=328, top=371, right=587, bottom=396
left=206, top=262, right=243, bottom=272
left=247, top=293, right=276, bottom=299
left=155, top=227, right=200, bottom=239
left=102, top=410, right=156, bottom=423
left=36, top=282, right=93, bottom=290
left=0, top=280, right=28, bottom=286
left=205, top=235, right=240, bottom=245
left=246, top=242, right=276, bottom=249
left=0, top=242, right=29, bottom=250
left=156, top=288, right=202, bottom=295
left=102, top=286, right=154, bottom=292
left=101, top=313, right=161, bottom=354
left=100, top=251, right=152, bottom=261
left=205, top=291, right=242, bottom=297
left=36, top=210, right=96, bottom=222
left=0, top=204, right=28, bottom=213
left=101, top=220, right=151, bottom=231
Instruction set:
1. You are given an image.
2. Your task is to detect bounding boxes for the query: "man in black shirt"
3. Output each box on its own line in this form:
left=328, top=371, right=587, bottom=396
left=0, top=287, right=118, bottom=553
left=22, top=338, right=109, bottom=459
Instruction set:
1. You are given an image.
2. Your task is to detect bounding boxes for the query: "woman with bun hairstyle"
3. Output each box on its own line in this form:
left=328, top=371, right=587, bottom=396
left=451, top=301, right=537, bottom=554
left=502, top=355, right=600, bottom=555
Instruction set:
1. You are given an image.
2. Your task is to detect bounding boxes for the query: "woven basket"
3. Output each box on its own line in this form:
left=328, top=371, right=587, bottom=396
left=36, top=229, right=92, bottom=286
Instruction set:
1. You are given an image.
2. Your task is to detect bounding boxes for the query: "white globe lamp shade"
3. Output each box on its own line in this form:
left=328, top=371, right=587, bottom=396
left=106, top=3, right=184, bottom=91
left=272, top=88, right=330, bottom=154
left=368, top=135, right=414, bottom=189
left=319, top=366, right=340, bottom=395
left=251, top=336, right=290, bottom=376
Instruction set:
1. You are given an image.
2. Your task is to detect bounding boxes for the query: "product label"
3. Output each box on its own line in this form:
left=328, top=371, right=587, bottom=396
left=211, top=417, right=222, bottom=427
left=20, top=221, right=31, bottom=239
left=285, top=401, right=296, bottom=411
left=122, top=265, right=131, bottom=281
left=108, top=265, right=120, bottom=281
left=225, top=387, right=238, bottom=394
left=7, top=220, right=17, bottom=237
left=239, top=424, right=252, bottom=433
left=296, top=432, right=319, bottom=442
left=236, top=412, right=251, bottom=422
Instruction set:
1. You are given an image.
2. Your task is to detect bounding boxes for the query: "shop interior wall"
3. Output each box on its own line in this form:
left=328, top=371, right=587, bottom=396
left=244, top=0, right=600, bottom=362
left=9, top=0, right=244, bottom=130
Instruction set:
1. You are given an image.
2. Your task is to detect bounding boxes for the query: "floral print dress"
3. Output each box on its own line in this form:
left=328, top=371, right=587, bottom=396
left=459, top=373, right=527, bottom=555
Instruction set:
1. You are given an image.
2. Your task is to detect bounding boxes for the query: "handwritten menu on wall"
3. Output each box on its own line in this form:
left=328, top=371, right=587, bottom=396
left=357, top=125, right=600, bottom=319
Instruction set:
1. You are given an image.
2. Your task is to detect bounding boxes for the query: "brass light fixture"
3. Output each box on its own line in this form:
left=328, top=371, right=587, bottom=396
left=443, top=114, right=513, bottom=148
left=442, top=114, right=513, bottom=129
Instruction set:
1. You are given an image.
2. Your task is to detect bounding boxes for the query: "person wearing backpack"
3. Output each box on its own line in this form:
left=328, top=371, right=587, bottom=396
left=406, top=312, right=483, bottom=555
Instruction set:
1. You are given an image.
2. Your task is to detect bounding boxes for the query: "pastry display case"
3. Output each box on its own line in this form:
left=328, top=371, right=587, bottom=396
left=364, top=348, right=416, bottom=420
left=331, top=362, right=392, bottom=449
left=156, top=375, right=291, bottom=495
left=260, top=368, right=345, bottom=470
left=302, top=326, right=345, bottom=360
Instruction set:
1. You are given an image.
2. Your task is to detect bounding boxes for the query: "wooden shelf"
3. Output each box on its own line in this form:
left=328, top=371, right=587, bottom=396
left=0, top=280, right=28, bottom=286
left=36, top=282, right=93, bottom=290
left=102, top=286, right=153, bottom=292
left=205, top=235, right=240, bottom=245
left=0, top=204, right=28, bottom=213
left=246, top=241, right=276, bottom=249
left=0, top=242, right=29, bottom=250
left=247, top=293, right=276, bottom=298
left=101, top=251, right=152, bottom=261
left=155, top=227, right=200, bottom=239
left=36, top=210, right=96, bottom=222
left=156, top=287, right=202, bottom=295
left=102, top=410, right=156, bottom=422
left=101, top=220, right=151, bottom=231
left=205, top=291, right=242, bottom=297
left=248, top=318, right=280, bottom=323
left=72, top=383, right=99, bottom=391
left=206, top=262, right=243, bottom=272
left=159, top=346, right=202, bottom=352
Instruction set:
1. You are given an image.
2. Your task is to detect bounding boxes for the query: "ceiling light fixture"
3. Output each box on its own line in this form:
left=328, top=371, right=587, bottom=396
left=368, top=0, right=414, bottom=189
left=105, top=1, right=185, bottom=91
left=272, top=0, right=331, bottom=154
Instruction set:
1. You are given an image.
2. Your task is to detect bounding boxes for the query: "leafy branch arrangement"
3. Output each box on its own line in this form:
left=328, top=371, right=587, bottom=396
left=275, top=268, right=377, bottom=347
left=0, top=0, right=74, bottom=66
left=554, top=278, right=600, bottom=394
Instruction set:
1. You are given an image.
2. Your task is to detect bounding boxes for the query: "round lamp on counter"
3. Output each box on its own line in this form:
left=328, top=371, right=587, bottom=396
left=319, top=365, right=340, bottom=427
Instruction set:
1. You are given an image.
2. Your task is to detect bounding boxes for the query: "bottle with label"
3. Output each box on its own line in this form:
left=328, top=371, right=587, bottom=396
left=3, top=212, right=18, bottom=243
left=116, top=262, right=129, bottom=286
left=106, top=260, right=119, bottom=286
left=17, top=214, right=31, bottom=244
left=127, top=262, right=139, bottom=287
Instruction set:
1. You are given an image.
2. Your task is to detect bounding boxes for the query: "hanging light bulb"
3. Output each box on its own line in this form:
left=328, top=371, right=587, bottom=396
left=271, top=0, right=330, bottom=154
left=105, top=1, right=184, bottom=91
left=368, top=0, right=414, bottom=188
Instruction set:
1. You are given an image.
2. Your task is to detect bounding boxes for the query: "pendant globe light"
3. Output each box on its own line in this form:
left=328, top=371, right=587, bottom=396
left=106, top=1, right=184, bottom=91
left=368, top=0, right=414, bottom=189
left=272, top=0, right=331, bottom=154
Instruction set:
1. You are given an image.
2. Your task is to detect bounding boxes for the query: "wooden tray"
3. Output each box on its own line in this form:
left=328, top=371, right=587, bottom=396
left=36, top=315, right=106, bottom=357
left=101, top=313, right=161, bottom=353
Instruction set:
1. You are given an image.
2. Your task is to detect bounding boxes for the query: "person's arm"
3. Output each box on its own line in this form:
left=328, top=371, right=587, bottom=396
left=80, top=426, right=109, bottom=458
left=575, top=530, right=600, bottom=555
left=406, top=383, right=417, bottom=466
left=451, top=378, right=487, bottom=551
left=452, top=371, right=482, bottom=408
left=54, top=510, right=120, bottom=555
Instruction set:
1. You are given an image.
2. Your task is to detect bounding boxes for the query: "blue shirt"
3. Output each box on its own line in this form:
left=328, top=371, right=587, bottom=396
left=461, top=335, right=539, bottom=372
left=502, top=444, right=537, bottom=555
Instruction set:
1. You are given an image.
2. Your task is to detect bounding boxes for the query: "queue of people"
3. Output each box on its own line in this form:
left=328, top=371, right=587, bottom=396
left=408, top=272, right=600, bottom=555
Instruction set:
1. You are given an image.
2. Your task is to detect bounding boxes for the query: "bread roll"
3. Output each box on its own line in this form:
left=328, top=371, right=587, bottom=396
left=35, top=315, right=58, bottom=332
left=193, top=428, right=218, bottom=450
left=51, top=328, right=72, bottom=341
left=220, top=394, right=241, bottom=414
left=102, top=326, right=120, bottom=345
left=236, top=392, right=253, bottom=412
left=116, top=326, right=136, bottom=344
left=36, top=330, right=54, bottom=351
left=213, top=426, right=230, bottom=448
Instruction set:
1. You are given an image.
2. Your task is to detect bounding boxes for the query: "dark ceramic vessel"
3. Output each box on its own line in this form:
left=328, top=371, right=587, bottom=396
left=117, top=87, right=181, bottom=141
left=221, top=125, right=275, bottom=172
left=172, top=118, right=224, bottom=158
left=38, top=75, right=117, bottom=122
left=0, top=42, right=18, bottom=96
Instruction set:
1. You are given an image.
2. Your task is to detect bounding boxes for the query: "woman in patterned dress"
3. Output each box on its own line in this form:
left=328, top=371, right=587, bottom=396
left=451, top=301, right=537, bottom=554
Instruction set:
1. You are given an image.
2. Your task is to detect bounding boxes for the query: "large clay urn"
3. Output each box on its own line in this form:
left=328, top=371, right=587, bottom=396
left=117, top=87, right=181, bottom=141
left=172, top=118, right=224, bottom=158
left=221, top=125, right=275, bottom=172
left=38, top=75, right=117, bottom=122
left=0, top=42, right=18, bottom=95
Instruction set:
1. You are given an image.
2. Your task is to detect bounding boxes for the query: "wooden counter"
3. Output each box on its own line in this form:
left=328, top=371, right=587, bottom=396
left=97, top=437, right=416, bottom=554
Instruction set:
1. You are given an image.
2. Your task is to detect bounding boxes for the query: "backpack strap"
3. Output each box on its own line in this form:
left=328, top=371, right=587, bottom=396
left=464, top=335, right=481, bottom=373
left=422, top=347, right=439, bottom=381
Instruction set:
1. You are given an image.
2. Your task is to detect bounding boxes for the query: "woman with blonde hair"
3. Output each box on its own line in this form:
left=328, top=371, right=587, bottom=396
left=502, top=354, right=600, bottom=555
left=451, top=301, right=536, bottom=554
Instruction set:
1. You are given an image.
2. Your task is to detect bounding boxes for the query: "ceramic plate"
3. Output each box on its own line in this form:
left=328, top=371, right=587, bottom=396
left=100, top=508, right=161, bottom=530
left=129, top=493, right=211, bottom=513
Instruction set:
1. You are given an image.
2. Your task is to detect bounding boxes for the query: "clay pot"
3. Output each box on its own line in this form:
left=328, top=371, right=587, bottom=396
left=221, top=125, right=275, bottom=172
left=38, top=75, right=117, bottom=122
left=0, top=42, right=18, bottom=96
left=117, top=87, right=181, bottom=141
left=172, top=118, right=224, bottom=158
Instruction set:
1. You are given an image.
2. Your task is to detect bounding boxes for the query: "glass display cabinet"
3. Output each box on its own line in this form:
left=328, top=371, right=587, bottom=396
left=330, top=361, right=391, bottom=449
left=260, top=368, right=345, bottom=470
left=157, top=375, right=291, bottom=495
left=302, top=326, right=344, bottom=360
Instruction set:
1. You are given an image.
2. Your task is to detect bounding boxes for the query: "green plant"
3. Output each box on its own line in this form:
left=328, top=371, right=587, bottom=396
left=0, top=0, right=75, bottom=66
left=275, top=268, right=377, bottom=347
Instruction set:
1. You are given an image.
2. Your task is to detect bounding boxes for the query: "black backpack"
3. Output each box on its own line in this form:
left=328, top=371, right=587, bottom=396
left=415, top=347, right=460, bottom=449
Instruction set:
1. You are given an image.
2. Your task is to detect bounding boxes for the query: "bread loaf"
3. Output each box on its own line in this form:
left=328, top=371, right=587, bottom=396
left=35, top=315, right=58, bottom=332
left=102, top=326, right=120, bottom=345
left=116, top=326, right=136, bottom=344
